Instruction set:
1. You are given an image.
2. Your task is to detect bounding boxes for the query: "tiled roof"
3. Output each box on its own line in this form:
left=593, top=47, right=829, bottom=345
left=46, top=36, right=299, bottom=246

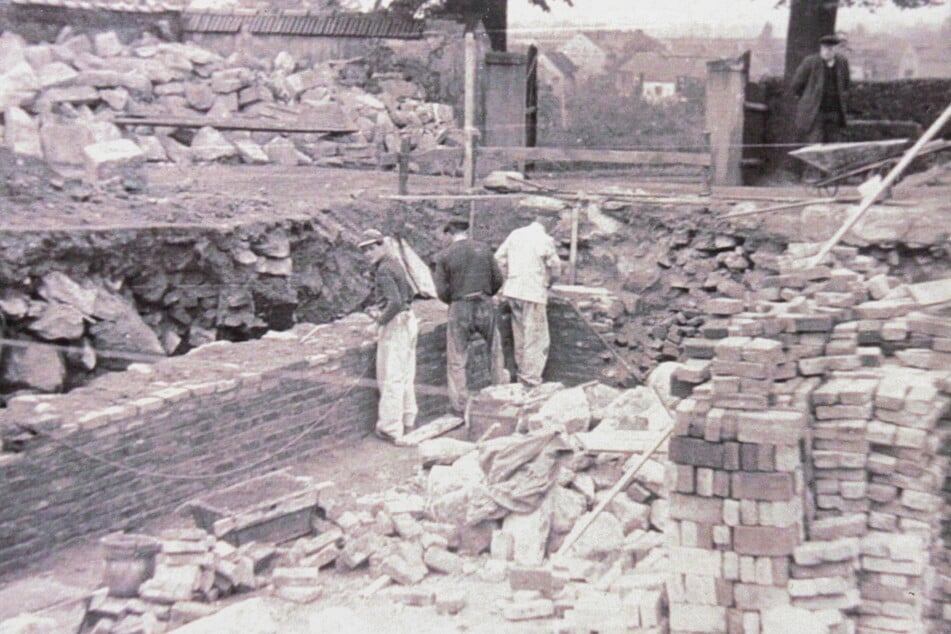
left=10, top=0, right=184, bottom=12
left=183, top=12, right=425, bottom=39
left=541, top=50, right=577, bottom=78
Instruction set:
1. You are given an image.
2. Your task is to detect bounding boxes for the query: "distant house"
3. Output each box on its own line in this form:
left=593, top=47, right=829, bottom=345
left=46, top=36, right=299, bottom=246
left=897, top=43, right=951, bottom=79
left=616, top=51, right=707, bottom=102
left=536, top=50, right=577, bottom=127
left=660, top=36, right=784, bottom=80
left=558, top=33, right=608, bottom=80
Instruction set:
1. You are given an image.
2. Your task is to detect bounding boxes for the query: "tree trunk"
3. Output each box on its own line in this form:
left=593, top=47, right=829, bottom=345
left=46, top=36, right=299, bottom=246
left=784, top=0, right=838, bottom=82
left=481, top=0, right=507, bottom=52
left=777, top=0, right=838, bottom=174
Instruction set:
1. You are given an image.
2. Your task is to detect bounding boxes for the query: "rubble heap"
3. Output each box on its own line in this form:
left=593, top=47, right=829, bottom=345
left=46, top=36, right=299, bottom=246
left=66, top=378, right=677, bottom=633
left=0, top=28, right=459, bottom=176
left=668, top=242, right=951, bottom=634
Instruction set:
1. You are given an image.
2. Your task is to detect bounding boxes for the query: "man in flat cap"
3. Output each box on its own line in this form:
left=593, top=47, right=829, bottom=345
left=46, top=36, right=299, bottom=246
left=433, top=218, right=508, bottom=416
left=791, top=34, right=851, bottom=144
left=495, top=213, right=561, bottom=388
left=359, top=228, right=418, bottom=442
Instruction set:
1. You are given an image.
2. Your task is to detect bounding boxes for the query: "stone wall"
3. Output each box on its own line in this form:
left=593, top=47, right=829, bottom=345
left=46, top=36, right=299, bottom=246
left=667, top=245, right=951, bottom=633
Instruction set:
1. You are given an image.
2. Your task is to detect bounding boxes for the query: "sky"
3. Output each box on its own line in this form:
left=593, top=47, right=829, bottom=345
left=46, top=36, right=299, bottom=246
left=507, top=0, right=950, bottom=37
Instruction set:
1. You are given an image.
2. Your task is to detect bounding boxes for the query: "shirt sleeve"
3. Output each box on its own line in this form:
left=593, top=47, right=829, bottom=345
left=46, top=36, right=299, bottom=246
left=494, top=239, right=509, bottom=276
left=544, top=236, right=561, bottom=280
left=790, top=57, right=810, bottom=98
left=377, top=268, right=404, bottom=325
left=490, top=255, right=504, bottom=296
left=433, top=253, right=451, bottom=304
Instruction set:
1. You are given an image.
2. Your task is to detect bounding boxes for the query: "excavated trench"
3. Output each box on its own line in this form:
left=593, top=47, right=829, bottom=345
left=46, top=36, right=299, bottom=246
left=1, top=164, right=948, bottom=402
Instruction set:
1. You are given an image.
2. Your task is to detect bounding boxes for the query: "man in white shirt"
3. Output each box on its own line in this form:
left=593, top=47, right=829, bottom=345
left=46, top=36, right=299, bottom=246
left=494, top=214, right=562, bottom=387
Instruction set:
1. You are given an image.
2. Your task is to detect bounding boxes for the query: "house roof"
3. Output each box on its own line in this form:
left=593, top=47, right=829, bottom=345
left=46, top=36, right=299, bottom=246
left=585, top=29, right=665, bottom=57
left=618, top=51, right=707, bottom=82
left=540, top=50, right=577, bottom=78
left=10, top=0, right=183, bottom=12
left=182, top=11, right=424, bottom=38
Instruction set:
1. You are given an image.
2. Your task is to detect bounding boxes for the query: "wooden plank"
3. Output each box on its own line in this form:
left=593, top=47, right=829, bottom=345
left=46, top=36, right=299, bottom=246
left=397, top=414, right=464, bottom=447
left=479, top=146, right=711, bottom=167
left=113, top=115, right=357, bottom=134
left=574, top=430, right=665, bottom=454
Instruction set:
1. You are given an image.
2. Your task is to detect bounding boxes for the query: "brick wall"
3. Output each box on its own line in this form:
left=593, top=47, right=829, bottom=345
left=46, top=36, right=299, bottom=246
left=0, top=296, right=613, bottom=575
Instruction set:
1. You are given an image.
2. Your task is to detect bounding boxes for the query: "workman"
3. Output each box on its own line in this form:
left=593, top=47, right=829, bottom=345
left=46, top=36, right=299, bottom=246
left=433, top=217, right=508, bottom=415
left=358, top=228, right=418, bottom=443
left=494, top=213, right=562, bottom=388
left=791, top=34, right=851, bottom=144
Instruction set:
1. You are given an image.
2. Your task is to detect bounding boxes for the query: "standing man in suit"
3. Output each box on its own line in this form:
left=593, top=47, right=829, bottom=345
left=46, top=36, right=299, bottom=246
left=791, top=34, right=851, bottom=144
left=434, top=218, right=508, bottom=416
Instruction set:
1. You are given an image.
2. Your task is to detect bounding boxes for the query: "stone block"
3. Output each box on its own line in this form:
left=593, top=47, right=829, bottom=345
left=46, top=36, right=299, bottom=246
left=668, top=603, right=726, bottom=633
left=501, top=598, right=554, bottom=621
left=669, top=493, right=723, bottom=524
left=423, top=546, right=463, bottom=575
left=669, top=437, right=724, bottom=469
left=731, top=473, right=795, bottom=502
left=83, top=138, right=145, bottom=183
left=4, top=106, right=41, bottom=157
left=733, top=583, right=790, bottom=610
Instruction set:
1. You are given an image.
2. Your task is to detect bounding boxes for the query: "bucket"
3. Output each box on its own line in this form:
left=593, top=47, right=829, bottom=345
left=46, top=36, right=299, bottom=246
left=100, top=533, right=161, bottom=598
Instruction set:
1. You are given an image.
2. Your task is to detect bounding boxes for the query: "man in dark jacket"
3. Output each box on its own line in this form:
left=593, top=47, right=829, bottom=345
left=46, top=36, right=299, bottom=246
left=433, top=218, right=508, bottom=415
left=359, top=228, right=418, bottom=442
left=791, top=34, right=851, bottom=144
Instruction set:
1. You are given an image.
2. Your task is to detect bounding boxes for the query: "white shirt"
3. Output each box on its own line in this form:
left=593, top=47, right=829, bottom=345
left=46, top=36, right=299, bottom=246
left=494, top=221, right=561, bottom=304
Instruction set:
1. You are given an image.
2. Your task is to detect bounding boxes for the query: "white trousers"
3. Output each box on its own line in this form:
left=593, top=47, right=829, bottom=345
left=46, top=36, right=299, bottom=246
left=508, top=299, right=549, bottom=387
left=376, top=310, right=418, bottom=438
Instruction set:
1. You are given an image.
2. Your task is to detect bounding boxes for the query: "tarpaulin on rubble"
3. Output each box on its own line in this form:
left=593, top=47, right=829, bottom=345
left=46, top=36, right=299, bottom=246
left=477, top=429, right=570, bottom=515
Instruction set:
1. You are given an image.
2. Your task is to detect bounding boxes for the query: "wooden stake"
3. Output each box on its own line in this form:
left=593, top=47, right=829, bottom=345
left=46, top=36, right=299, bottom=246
left=397, top=136, right=410, bottom=195
left=569, top=202, right=580, bottom=284
left=721, top=197, right=837, bottom=219
left=463, top=30, right=478, bottom=190
left=808, top=100, right=951, bottom=267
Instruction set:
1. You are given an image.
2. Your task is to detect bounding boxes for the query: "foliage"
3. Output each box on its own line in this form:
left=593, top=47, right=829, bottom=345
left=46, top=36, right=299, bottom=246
left=539, top=75, right=706, bottom=150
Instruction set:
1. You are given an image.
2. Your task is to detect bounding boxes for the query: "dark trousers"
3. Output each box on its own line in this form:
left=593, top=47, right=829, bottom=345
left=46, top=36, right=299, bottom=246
left=805, top=111, right=846, bottom=144
left=446, top=295, right=508, bottom=412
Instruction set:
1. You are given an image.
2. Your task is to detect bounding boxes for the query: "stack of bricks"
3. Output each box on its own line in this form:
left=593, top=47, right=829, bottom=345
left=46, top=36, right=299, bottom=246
left=667, top=333, right=809, bottom=634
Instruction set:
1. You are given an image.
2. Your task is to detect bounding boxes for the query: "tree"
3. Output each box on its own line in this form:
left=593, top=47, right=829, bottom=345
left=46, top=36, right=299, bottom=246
left=387, top=0, right=573, bottom=50
left=782, top=0, right=939, bottom=82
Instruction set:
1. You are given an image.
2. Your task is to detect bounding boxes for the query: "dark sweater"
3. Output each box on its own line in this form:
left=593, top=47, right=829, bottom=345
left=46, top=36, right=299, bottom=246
left=433, top=238, right=504, bottom=304
left=373, top=255, right=413, bottom=325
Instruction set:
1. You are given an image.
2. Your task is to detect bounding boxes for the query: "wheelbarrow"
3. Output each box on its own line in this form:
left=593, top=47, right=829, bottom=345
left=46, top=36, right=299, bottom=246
left=790, top=138, right=910, bottom=196
left=790, top=138, right=951, bottom=197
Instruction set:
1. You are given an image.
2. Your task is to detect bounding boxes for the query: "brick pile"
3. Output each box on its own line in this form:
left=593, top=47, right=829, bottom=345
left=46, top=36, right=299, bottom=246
left=668, top=333, right=810, bottom=634
left=669, top=242, right=951, bottom=633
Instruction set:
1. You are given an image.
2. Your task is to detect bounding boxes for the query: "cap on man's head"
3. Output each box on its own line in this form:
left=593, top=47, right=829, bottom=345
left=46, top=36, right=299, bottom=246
left=357, top=228, right=384, bottom=249
left=443, top=218, right=470, bottom=234
left=819, top=34, right=841, bottom=46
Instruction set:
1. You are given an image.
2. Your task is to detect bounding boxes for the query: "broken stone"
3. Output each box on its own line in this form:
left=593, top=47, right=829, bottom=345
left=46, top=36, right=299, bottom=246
left=418, top=437, right=475, bottom=467
left=435, top=589, right=467, bottom=615
left=83, top=138, right=145, bottom=183
left=39, top=85, right=99, bottom=107
left=501, top=493, right=552, bottom=566
left=93, top=32, right=123, bottom=57
left=233, top=139, right=268, bottom=164
left=526, top=385, right=591, bottom=433
left=100, top=87, right=129, bottom=111
left=190, top=126, right=236, bottom=162
left=0, top=290, right=29, bottom=319
left=423, top=546, right=464, bottom=575
left=549, top=485, right=587, bottom=534
left=566, top=511, right=624, bottom=560
left=0, top=62, right=40, bottom=109
left=183, top=82, right=215, bottom=111
left=137, top=135, right=167, bottom=162
left=40, top=121, right=93, bottom=165
left=4, top=106, right=41, bottom=157
left=28, top=302, right=85, bottom=340
left=0, top=614, right=62, bottom=634
left=1, top=340, right=65, bottom=393
left=89, top=291, right=164, bottom=368
left=254, top=257, right=293, bottom=277
left=263, top=137, right=302, bottom=166
left=38, top=62, right=78, bottom=89
left=252, top=227, right=290, bottom=258
left=381, top=542, right=428, bottom=585
left=39, top=272, right=97, bottom=315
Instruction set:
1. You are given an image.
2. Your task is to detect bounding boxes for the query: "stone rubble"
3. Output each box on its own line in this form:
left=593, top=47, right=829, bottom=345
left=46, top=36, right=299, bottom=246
left=59, top=374, right=678, bottom=633
left=0, top=28, right=461, bottom=179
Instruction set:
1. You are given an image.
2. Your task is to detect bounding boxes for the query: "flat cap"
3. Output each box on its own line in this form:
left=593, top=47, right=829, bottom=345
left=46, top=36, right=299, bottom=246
left=443, top=218, right=470, bottom=233
left=819, top=34, right=841, bottom=45
left=357, top=228, right=384, bottom=248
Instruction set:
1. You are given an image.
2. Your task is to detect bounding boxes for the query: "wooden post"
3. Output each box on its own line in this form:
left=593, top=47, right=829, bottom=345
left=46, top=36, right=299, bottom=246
left=569, top=201, right=580, bottom=284
left=397, top=136, right=410, bottom=195
left=808, top=100, right=951, bottom=267
left=463, top=30, right=478, bottom=190
left=705, top=52, right=749, bottom=186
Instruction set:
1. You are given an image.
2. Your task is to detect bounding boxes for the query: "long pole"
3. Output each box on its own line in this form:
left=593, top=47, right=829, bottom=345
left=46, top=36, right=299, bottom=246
left=463, top=30, right=478, bottom=190
left=556, top=426, right=674, bottom=556
left=808, top=101, right=951, bottom=267
left=569, top=202, right=580, bottom=284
